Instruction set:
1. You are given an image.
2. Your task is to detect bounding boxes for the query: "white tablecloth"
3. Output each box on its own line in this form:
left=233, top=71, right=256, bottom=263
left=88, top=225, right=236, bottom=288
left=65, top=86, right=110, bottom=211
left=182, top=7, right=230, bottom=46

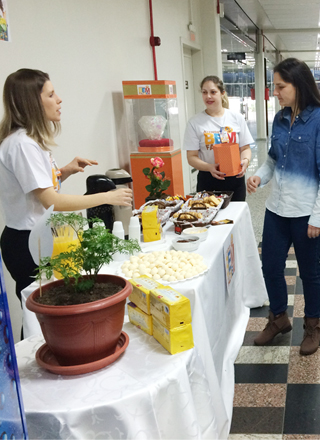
left=17, top=202, right=267, bottom=439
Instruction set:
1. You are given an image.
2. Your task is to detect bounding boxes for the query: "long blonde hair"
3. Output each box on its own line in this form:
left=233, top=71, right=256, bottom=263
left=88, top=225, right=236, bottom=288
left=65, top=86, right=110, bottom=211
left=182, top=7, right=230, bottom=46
left=0, top=69, right=60, bottom=150
left=200, top=75, right=229, bottom=109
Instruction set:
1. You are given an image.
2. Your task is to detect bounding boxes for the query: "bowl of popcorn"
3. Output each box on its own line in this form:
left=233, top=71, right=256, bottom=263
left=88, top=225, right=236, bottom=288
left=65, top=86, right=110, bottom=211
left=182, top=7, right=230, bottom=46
left=172, top=235, right=200, bottom=252
left=120, top=250, right=207, bottom=283
left=182, top=226, right=209, bottom=242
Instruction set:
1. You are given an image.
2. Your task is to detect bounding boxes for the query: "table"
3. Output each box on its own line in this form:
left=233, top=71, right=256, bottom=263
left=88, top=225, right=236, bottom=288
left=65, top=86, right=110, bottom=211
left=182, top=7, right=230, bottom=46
left=17, top=202, right=267, bottom=439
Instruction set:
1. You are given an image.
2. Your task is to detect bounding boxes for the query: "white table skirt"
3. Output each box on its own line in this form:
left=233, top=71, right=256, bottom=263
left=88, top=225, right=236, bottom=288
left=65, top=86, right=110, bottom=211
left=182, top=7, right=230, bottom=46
left=18, top=202, right=267, bottom=439
left=16, top=325, right=221, bottom=440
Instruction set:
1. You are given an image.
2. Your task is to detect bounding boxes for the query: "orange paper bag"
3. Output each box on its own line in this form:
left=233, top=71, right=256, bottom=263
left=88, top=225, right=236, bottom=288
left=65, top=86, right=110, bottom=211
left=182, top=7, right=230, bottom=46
left=213, top=143, right=242, bottom=177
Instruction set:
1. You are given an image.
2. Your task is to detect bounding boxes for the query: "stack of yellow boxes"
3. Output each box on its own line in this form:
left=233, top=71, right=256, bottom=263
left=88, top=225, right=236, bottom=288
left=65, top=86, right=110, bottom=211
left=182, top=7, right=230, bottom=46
left=127, top=275, right=162, bottom=335
left=128, top=275, right=194, bottom=354
left=141, top=205, right=162, bottom=242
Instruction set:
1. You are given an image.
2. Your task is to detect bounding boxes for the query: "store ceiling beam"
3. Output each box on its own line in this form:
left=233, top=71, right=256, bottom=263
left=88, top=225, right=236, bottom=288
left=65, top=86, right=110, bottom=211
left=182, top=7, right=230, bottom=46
left=276, top=50, right=320, bottom=53
left=262, top=28, right=320, bottom=34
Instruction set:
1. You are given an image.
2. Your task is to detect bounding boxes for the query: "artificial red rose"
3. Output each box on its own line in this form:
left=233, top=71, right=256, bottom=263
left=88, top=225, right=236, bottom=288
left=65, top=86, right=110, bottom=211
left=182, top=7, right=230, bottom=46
left=150, top=157, right=164, bottom=169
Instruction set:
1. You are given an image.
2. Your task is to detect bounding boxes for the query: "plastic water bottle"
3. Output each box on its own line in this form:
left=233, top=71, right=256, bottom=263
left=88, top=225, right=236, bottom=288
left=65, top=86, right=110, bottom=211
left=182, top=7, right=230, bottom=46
left=112, top=221, right=126, bottom=261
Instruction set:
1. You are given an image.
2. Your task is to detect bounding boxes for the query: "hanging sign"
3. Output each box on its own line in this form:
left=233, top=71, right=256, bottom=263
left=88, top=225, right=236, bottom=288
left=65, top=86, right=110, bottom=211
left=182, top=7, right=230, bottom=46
left=227, top=52, right=246, bottom=61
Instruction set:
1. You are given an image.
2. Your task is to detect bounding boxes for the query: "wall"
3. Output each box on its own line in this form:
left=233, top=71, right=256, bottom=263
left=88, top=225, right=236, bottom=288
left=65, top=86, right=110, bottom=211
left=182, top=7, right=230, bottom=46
left=0, top=0, right=221, bottom=341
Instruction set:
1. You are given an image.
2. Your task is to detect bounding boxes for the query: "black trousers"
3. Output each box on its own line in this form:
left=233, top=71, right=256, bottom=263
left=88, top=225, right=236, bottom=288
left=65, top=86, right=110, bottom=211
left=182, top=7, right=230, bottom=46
left=197, top=171, right=246, bottom=202
left=0, top=226, right=38, bottom=303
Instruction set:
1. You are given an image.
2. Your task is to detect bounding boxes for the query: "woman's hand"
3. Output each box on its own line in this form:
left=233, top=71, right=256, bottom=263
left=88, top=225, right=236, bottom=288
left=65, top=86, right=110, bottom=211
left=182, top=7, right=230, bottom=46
left=307, top=224, right=320, bottom=239
left=60, top=157, right=98, bottom=181
left=208, top=163, right=226, bottom=180
left=237, top=158, right=249, bottom=178
left=247, top=175, right=261, bottom=194
left=34, top=186, right=133, bottom=211
left=105, top=188, right=133, bottom=206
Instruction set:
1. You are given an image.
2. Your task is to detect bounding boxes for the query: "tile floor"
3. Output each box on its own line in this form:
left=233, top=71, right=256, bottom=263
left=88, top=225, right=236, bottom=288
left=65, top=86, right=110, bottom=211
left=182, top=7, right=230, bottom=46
left=229, top=247, right=320, bottom=439
left=229, top=135, right=320, bottom=439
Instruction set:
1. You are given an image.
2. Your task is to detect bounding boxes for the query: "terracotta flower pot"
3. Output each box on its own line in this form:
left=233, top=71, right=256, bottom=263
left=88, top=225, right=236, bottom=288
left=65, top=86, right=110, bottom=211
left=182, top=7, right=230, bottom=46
left=26, top=274, right=132, bottom=366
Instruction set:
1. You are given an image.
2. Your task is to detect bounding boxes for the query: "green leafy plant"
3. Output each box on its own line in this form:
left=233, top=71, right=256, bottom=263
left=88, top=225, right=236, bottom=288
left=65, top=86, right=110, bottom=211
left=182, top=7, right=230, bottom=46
left=37, top=212, right=141, bottom=293
left=142, top=157, right=171, bottom=199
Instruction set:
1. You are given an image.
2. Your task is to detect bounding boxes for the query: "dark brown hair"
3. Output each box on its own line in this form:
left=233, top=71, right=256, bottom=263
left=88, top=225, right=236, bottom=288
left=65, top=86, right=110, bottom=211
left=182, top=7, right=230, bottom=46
left=274, top=58, right=320, bottom=114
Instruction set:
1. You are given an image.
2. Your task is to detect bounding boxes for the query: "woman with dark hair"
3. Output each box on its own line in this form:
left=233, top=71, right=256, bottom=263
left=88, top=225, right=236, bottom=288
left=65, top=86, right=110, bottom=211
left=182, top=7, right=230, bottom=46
left=183, top=75, right=253, bottom=201
left=247, top=58, right=320, bottom=355
left=0, top=68, right=132, bottom=308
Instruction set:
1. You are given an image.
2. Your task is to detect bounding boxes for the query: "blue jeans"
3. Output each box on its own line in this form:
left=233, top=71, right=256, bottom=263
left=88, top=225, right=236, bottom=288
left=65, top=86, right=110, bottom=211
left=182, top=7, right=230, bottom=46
left=262, top=209, right=320, bottom=318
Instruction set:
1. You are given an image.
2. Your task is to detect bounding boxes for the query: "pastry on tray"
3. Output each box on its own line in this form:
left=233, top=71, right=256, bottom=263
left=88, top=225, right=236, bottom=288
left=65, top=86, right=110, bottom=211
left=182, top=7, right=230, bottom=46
left=173, top=211, right=203, bottom=222
left=188, top=200, right=207, bottom=209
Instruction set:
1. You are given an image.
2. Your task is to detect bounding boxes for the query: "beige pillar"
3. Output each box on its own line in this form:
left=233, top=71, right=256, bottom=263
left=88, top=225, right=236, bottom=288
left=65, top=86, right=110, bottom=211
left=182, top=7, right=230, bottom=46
left=254, top=30, right=267, bottom=140
left=199, top=0, right=223, bottom=79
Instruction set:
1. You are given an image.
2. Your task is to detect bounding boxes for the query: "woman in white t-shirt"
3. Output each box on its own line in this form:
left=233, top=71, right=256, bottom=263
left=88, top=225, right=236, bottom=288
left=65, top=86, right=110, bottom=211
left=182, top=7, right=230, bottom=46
left=0, top=69, right=133, bottom=312
left=183, top=75, right=253, bottom=201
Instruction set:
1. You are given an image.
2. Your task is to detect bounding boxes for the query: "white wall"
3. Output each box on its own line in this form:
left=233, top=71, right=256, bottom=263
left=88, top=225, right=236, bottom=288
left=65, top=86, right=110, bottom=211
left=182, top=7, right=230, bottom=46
left=0, top=0, right=222, bottom=341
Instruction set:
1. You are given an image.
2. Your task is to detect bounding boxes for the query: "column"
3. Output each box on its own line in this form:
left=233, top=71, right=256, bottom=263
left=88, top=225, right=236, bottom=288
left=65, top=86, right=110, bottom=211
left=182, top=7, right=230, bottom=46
left=200, top=0, right=222, bottom=79
left=274, top=50, right=281, bottom=114
left=254, top=30, right=267, bottom=140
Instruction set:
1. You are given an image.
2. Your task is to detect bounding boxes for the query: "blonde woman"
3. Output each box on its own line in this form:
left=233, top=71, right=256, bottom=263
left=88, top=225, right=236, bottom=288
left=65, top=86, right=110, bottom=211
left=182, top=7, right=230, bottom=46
left=183, top=75, right=253, bottom=201
left=0, top=68, right=132, bottom=306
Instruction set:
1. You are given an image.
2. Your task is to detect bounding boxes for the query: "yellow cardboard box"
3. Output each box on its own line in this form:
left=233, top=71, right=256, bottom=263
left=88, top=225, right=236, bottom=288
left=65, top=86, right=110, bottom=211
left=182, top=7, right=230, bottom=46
left=128, top=302, right=153, bottom=335
left=150, top=286, right=192, bottom=329
left=129, top=275, right=164, bottom=314
left=143, top=224, right=162, bottom=242
left=152, top=316, right=194, bottom=354
left=141, top=205, right=159, bottom=229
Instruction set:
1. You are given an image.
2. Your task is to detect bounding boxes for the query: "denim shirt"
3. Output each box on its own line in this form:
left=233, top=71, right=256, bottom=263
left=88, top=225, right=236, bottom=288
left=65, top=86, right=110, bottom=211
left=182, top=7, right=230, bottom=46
left=255, top=105, right=320, bottom=227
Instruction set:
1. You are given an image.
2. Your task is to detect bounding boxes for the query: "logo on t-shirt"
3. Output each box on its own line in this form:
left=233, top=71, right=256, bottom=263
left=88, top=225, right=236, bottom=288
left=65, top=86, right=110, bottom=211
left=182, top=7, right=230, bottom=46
left=204, top=127, right=236, bottom=150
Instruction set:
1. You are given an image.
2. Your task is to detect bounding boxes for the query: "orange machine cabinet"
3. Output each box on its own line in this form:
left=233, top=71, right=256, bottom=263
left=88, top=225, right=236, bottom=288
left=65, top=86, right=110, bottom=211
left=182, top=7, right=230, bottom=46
left=130, top=149, right=184, bottom=209
left=213, top=143, right=242, bottom=177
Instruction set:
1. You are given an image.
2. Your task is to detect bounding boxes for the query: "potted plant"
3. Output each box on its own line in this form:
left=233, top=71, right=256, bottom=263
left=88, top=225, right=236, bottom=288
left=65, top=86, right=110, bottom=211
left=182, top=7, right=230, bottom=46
left=26, top=213, right=141, bottom=369
left=143, top=157, right=171, bottom=202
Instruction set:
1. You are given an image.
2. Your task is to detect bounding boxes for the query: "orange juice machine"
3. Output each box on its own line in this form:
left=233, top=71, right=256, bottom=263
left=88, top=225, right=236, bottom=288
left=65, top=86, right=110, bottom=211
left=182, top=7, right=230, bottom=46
left=122, top=80, right=184, bottom=208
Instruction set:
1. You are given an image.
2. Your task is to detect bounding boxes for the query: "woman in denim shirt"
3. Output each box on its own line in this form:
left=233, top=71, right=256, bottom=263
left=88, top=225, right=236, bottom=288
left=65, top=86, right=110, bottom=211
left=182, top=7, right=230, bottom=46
left=247, top=58, right=320, bottom=356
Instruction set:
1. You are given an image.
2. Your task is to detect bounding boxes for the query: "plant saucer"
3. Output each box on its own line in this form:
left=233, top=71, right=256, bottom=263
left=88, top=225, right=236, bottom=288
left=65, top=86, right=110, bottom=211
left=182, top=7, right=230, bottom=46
left=36, top=331, right=129, bottom=375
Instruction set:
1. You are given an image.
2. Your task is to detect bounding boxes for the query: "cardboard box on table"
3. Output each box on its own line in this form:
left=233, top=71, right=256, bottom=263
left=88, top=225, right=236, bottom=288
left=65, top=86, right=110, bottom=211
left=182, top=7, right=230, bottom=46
left=152, top=316, right=194, bottom=354
left=129, top=275, right=164, bottom=314
left=128, top=302, right=153, bottom=335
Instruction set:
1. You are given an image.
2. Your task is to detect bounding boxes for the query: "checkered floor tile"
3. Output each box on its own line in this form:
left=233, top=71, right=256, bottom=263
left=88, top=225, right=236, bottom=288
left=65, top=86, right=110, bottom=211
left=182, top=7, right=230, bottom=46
left=229, top=248, right=320, bottom=439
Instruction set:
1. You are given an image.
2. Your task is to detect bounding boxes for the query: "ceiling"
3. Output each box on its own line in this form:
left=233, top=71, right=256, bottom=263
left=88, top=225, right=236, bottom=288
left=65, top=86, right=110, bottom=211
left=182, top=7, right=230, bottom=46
left=220, top=0, right=320, bottom=70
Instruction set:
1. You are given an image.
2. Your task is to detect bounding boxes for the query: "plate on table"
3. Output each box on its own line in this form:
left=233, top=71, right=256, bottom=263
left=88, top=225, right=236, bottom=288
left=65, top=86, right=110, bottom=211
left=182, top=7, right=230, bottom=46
left=117, top=267, right=208, bottom=284
left=118, top=249, right=208, bottom=284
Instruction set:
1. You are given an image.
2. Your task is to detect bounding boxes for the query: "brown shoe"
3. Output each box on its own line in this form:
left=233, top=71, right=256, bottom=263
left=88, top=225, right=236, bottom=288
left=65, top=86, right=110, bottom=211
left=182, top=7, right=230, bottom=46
left=300, top=317, right=320, bottom=356
left=254, top=311, right=292, bottom=346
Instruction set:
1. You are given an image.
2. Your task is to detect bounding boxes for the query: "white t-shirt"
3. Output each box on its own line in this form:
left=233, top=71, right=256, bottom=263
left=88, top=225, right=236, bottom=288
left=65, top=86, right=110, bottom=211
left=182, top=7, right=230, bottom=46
left=0, top=129, right=60, bottom=230
left=183, top=109, right=254, bottom=164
